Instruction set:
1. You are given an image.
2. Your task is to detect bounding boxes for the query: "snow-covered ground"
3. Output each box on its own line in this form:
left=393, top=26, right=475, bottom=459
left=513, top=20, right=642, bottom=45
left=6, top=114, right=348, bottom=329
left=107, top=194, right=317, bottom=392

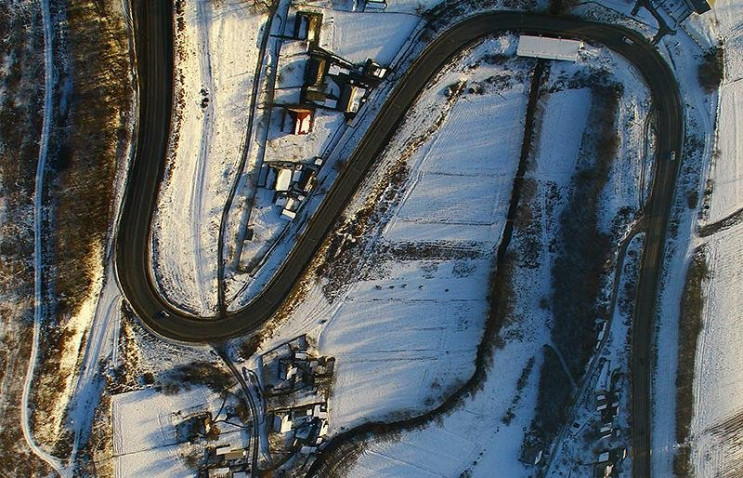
left=686, top=1, right=743, bottom=476
left=221, top=26, right=653, bottom=476
left=112, top=386, right=249, bottom=478
left=151, top=1, right=268, bottom=316
left=341, top=48, right=650, bottom=477
left=223, top=7, right=425, bottom=308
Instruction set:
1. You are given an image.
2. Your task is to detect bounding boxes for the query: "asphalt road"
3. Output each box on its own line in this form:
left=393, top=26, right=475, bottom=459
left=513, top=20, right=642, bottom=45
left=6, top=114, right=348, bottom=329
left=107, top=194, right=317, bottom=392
left=116, top=4, right=682, bottom=476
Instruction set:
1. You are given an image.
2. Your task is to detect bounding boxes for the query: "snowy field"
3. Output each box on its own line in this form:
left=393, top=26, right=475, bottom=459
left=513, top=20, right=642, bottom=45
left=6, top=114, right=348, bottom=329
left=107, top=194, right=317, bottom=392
left=691, top=228, right=743, bottom=477
left=343, top=47, right=649, bottom=477
left=112, top=387, right=210, bottom=477
left=151, top=1, right=268, bottom=316
left=707, top=82, right=743, bottom=223
left=112, top=386, right=248, bottom=478
left=705, top=0, right=743, bottom=224
left=318, top=39, right=528, bottom=432
left=320, top=11, right=420, bottom=65
left=687, top=2, right=743, bottom=476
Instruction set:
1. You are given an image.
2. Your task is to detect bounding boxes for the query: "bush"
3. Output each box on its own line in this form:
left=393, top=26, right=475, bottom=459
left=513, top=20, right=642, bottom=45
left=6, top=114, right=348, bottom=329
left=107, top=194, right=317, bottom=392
left=161, top=362, right=234, bottom=393
left=698, top=46, right=724, bottom=93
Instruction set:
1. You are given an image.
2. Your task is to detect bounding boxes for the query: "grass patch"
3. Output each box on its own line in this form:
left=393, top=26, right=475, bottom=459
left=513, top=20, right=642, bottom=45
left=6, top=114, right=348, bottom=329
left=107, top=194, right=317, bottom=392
left=158, top=362, right=234, bottom=395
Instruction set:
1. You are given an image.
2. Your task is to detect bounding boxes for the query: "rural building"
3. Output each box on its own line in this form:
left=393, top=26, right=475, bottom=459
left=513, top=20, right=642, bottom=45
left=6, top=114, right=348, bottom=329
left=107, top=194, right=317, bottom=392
left=516, top=35, right=583, bottom=62
left=275, top=167, right=293, bottom=192
left=284, top=107, right=314, bottom=135
left=364, top=0, right=387, bottom=11
left=294, top=11, right=323, bottom=46
left=305, top=53, right=328, bottom=89
left=363, top=59, right=388, bottom=80
left=338, top=83, right=367, bottom=114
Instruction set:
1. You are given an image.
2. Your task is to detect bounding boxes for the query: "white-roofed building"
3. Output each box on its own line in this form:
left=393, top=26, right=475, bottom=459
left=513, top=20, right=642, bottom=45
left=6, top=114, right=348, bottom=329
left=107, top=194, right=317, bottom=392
left=516, top=35, right=583, bottom=62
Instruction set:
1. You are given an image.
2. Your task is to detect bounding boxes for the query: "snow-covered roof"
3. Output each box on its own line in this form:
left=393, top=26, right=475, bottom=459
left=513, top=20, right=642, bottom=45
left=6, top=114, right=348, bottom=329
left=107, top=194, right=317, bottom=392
left=516, top=35, right=582, bottom=62
left=276, top=168, right=292, bottom=192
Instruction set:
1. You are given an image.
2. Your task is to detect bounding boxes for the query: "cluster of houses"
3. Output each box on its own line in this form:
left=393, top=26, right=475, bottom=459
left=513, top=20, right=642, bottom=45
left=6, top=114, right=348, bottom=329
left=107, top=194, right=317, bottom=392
left=204, top=445, right=250, bottom=478
left=278, top=11, right=389, bottom=138
left=259, top=336, right=335, bottom=465
left=174, top=411, right=251, bottom=477
left=592, top=360, right=626, bottom=477
left=259, top=157, right=323, bottom=220
left=253, top=10, right=391, bottom=226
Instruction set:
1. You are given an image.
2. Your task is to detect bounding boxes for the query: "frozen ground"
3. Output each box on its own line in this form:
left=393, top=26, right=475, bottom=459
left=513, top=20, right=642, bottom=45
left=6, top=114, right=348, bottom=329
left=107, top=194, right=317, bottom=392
left=151, top=0, right=267, bottom=316
left=703, top=0, right=743, bottom=224
left=112, top=386, right=248, bottom=478
left=686, top=1, right=743, bottom=476
left=224, top=7, right=424, bottom=307
left=342, top=45, right=649, bottom=477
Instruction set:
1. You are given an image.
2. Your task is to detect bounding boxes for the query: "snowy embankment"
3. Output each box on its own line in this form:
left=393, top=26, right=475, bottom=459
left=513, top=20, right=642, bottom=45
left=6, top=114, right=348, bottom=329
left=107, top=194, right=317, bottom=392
left=687, top=1, right=743, bottom=476
left=151, top=0, right=266, bottom=316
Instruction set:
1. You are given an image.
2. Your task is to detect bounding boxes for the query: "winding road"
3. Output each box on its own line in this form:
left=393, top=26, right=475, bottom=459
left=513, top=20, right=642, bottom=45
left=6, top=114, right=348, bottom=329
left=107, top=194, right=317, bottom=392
left=116, top=3, right=683, bottom=477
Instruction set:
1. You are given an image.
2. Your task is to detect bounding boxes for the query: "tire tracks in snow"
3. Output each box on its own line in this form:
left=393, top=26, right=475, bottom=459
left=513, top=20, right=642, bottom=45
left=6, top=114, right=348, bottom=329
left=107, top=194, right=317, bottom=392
left=189, top=0, right=217, bottom=314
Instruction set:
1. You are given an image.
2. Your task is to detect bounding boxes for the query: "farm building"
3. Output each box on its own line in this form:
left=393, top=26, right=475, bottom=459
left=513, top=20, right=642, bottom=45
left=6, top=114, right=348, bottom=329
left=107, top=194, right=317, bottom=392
left=516, top=35, right=583, bottom=62
left=284, top=107, right=314, bottom=135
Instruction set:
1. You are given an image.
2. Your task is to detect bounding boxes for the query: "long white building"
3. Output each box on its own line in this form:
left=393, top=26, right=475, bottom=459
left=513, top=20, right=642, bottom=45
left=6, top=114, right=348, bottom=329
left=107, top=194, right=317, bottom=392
left=516, top=35, right=583, bottom=62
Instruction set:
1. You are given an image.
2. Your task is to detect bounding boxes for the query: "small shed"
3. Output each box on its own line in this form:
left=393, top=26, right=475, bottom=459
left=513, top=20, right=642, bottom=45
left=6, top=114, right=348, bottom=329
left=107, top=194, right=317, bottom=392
left=275, top=168, right=293, bottom=192
left=338, top=84, right=366, bottom=114
left=284, top=107, right=314, bottom=135
left=294, top=11, right=323, bottom=45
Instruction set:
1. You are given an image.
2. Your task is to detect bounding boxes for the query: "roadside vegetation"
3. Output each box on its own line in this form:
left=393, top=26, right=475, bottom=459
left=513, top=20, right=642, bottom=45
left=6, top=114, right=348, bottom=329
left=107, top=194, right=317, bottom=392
left=0, top=2, right=53, bottom=475
left=674, top=248, right=708, bottom=477
left=31, top=0, right=133, bottom=457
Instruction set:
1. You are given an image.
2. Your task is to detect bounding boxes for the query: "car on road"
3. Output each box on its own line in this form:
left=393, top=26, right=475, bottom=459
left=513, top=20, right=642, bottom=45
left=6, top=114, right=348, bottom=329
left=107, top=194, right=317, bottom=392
left=155, top=310, right=170, bottom=320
